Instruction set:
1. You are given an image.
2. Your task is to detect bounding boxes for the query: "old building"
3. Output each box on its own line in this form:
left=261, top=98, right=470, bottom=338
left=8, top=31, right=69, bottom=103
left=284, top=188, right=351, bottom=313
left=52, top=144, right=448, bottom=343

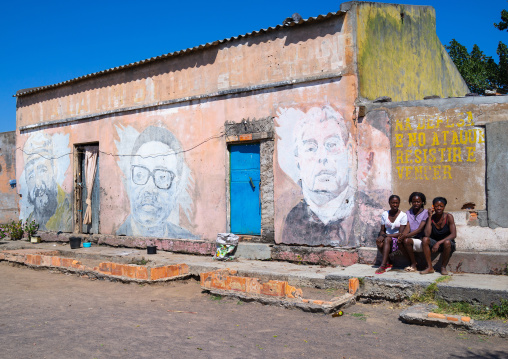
left=10, top=2, right=506, bottom=272
left=0, top=131, right=18, bottom=223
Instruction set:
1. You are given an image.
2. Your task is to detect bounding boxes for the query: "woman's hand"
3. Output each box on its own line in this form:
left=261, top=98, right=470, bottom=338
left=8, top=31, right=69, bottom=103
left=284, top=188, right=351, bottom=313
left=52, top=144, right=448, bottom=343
left=428, top=207, right=435, bottom=217
left=432, top=242, right=440, bottom=253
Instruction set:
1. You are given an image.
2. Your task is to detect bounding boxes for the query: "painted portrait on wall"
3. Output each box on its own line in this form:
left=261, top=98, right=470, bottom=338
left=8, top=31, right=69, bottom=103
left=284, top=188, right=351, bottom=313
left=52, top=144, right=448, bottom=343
left=276, top=105, right=357, bottom=247
left=19, top=132, right=72, bottom=232
left=115, top=125, right=198, bottom=239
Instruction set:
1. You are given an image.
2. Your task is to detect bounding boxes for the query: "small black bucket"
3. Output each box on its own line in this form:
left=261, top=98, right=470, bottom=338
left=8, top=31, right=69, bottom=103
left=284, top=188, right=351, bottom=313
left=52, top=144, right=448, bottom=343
left=69, top=237, right=81, bottom=249
left=147, top=246, right=157, bottom=255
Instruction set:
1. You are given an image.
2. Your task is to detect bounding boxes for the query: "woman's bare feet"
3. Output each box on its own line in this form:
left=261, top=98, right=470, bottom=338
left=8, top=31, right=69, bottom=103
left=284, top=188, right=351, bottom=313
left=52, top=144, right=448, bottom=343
left=440, top=266, right=449, bottom=275
left=420, top=267, right=435, bottom=274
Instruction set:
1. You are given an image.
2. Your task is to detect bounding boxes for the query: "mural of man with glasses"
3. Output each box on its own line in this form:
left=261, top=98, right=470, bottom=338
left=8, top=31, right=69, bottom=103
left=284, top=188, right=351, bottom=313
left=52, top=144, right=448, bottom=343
left=117, top=126, right=198, bottom=239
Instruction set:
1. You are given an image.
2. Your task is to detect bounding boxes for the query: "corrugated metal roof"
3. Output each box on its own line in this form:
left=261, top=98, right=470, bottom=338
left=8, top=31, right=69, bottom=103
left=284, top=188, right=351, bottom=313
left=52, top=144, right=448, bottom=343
left=15, top=11, right=346, bottom=97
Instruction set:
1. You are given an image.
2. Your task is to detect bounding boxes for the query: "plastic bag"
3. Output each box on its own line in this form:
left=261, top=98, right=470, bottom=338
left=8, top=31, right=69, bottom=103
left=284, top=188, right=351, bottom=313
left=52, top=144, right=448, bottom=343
left=215, top=233, right=239, bottom=260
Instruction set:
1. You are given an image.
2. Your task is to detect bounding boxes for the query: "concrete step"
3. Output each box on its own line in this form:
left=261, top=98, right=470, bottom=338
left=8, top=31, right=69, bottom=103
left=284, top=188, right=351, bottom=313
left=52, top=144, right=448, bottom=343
left=358, top=247, right=508, bottom=275
left=1, top=241, right=507, bottom=307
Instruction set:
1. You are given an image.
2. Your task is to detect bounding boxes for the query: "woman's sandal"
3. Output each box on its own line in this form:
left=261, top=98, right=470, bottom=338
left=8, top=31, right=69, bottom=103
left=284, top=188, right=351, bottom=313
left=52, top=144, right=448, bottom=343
left=404, top=266, right=417, bottom=272
left=375, top=264, right=390, bottom=274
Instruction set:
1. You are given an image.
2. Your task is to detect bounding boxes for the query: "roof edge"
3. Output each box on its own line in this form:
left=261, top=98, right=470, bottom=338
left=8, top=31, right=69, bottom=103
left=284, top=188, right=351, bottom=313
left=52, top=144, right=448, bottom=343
left=15, top=10, right=346, bottom=98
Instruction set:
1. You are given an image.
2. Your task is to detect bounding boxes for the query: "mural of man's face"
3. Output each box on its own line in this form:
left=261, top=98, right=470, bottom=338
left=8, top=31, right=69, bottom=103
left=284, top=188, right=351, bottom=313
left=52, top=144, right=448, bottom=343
left=297, top=118, right=349, bottom=205
left=129, top=141, right=178, bottom=228
left=26, top=156, right=58, bottom=218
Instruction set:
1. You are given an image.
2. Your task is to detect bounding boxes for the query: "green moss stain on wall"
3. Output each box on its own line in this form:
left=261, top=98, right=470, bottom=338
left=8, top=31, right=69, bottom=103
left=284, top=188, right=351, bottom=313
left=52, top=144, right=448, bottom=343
left=357, top=3, right=469, bottom=101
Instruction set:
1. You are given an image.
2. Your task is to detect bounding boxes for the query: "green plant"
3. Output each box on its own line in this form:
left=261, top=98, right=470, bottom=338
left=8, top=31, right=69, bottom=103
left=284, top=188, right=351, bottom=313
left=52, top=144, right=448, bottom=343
left=7, top=220, right=24, bottom=240
left=23, top=220, right=39, bottom=237
left=433, top=299, right=508, bottom=321
left=130, top=257, right=149, bottom=266
left=0, top=225, right=7, bottom=240
left=410, top=277, right=508, bottom=320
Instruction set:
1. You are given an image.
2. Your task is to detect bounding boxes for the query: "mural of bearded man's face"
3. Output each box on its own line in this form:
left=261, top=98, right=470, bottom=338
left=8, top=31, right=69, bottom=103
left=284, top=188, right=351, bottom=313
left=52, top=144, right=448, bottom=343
left=129, top=141, right=178, bottom=228
left=25, top=155, right=58, bottom=224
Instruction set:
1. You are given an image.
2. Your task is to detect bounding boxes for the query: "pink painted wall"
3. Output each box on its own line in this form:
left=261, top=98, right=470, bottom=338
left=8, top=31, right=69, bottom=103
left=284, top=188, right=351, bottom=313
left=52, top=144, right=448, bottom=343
left=17, top=77, right=392, bottom=244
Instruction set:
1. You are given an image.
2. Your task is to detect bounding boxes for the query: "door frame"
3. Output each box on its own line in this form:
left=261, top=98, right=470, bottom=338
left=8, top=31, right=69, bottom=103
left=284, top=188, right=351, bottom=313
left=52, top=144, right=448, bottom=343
left=73, top=142, right=99, bottom=234
left=225, top=131, right=274, bottom=242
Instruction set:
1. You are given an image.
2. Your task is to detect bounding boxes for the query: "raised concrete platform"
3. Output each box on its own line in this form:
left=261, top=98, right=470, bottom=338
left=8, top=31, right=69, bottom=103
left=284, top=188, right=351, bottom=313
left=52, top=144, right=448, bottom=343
left=1, top=241, right=507, bottom=307
left=34, top=232, right=508, bottom=275
left=400, top=304, right=508, bottom=338
left=358, top=247, right=508, bottom=275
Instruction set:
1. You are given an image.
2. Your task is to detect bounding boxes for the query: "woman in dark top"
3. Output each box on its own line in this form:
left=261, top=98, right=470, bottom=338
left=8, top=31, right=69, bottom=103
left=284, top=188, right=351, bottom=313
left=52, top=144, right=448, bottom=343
left=420, top=197, right=457, bottom=275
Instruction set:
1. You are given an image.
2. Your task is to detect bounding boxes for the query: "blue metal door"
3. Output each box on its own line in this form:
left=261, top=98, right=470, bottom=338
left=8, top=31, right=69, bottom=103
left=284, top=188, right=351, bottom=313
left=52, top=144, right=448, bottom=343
left=230, top=144, right=261, bottom=235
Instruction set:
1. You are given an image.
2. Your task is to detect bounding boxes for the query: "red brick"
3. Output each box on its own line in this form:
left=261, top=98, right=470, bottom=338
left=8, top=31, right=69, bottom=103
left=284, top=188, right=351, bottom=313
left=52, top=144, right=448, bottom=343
left=51, top=256, right=61, bottom=267
left=246, top=278, right=261, bottom=294
left=26, top=254, right=40, bottom=265
left=150, top=266, right=168, bottom=280
left=428, top=312, right=446, bottom=320
left=285, top=283, right=303, bottom=299
left=61, top=258, right=73, bottom=267
left=210, top=272, right=227, bottom=290
left=260, top=280, right=286, bottom=297
left=349, top=278, right=360, bottom=295
left=40, top=255, right=52, bottom=267
left=200, top=271, right=214, bottom=288
left=111, top=263, right=123, bottom=276
left=302, top=299, right=309, bottom=303
left=446, top=316, right=459, bottom=322
left=179, top=263, right=189, bottom=275
left=123, top=265, right=136, bottom=278
left=98, top=262, right=112, bottom=274
left=313, top=300, right=325, bottom=305
left=227, top=276, right=247, bottom=292
left=166, top=265, right=181, bottom=278
left=71, top=260, right=81, bottom=269
left=0, top=253, right=5, bottom=260
left=26, top=254, right=41, bottom=266
left=135, top=266, right=148, bottom=280
left=461, top=316, right=471, bottom=323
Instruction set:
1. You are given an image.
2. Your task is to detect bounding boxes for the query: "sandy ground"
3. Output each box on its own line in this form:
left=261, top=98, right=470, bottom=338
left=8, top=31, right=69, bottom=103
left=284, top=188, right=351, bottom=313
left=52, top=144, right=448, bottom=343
left=0, top=262, right=506, bottom=359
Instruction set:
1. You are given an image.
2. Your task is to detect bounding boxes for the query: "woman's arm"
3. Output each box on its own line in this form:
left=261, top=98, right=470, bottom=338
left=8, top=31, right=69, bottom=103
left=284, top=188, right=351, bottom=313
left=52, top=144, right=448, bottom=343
left=424, top=208, right=433, bottom=237
left=396, top=224, right=406, bottom=242
left=376, top=224, right=387, bottom=245
left=405, top=220, right=427, bottom=238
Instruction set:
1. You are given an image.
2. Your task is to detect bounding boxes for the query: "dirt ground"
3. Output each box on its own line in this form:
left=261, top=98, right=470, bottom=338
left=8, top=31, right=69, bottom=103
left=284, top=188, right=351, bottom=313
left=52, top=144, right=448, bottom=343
left=0, top=262, right=507, bottom=359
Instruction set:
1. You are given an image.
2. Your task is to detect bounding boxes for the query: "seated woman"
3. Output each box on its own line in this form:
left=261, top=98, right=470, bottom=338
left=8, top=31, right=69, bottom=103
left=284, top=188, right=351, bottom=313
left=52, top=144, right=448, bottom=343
left=375, top=195, right=407, bottom=274
left=420, top=197, right=457, bottom=275
left=399, top=192, right=429, bottom=272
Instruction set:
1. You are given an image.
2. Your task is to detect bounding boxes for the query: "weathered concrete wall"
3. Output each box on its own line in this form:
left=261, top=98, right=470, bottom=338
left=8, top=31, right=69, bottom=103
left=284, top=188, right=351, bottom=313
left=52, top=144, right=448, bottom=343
left=0, top=131, right=18, bottom=223
left=14, top=3, right=480, bottom=254
left=17, top=78, right=368, bottom=242
left=16, top=14, right=353, bottom=128
left=351, top=2, right=469, bottom=101
left=486, top=121, right=508, bottom=228
left=364, top=96, right=508, bottom=251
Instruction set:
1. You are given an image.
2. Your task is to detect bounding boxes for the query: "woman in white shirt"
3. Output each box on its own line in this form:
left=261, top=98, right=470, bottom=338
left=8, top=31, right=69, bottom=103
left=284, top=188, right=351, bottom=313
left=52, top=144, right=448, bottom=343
left=375, top=195, right=408, bottom=274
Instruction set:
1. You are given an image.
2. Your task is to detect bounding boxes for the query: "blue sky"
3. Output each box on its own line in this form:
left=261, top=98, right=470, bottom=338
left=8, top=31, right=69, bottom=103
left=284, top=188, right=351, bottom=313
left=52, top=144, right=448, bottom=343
left=1, top=0, right=506, bottom=133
